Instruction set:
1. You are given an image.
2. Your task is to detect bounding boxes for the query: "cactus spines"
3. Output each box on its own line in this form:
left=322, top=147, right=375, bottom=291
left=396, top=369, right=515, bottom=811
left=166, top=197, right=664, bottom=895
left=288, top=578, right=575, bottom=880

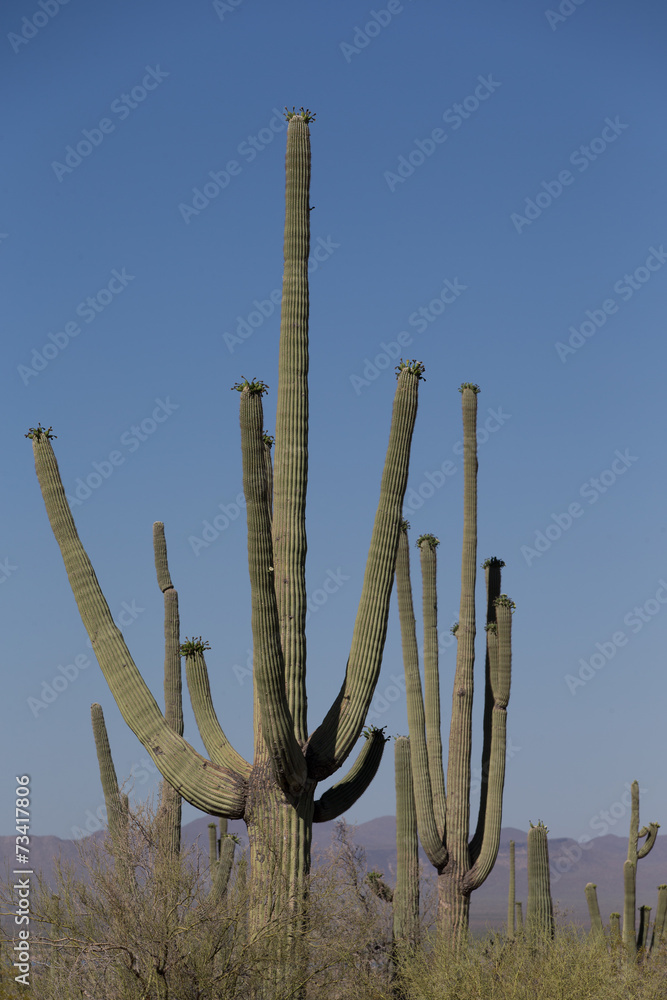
left=29, top=109, right=423, bottom=939
left=393, top=736, right=419, bottom=953
left=526, top=821, right=554, bottom=940
left=515, top=900, right=523, bottom=932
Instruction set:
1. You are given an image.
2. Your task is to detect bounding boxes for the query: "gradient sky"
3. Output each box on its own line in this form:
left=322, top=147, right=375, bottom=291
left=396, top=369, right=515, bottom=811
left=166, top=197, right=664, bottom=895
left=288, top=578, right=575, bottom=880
left=3, top=0, right=667, bottom=845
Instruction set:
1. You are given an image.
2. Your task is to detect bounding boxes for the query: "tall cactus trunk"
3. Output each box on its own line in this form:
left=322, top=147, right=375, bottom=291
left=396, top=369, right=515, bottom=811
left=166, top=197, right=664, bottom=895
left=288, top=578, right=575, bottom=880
left=393, top=736, right=419, bottom=955
left=507, top=840, right=516, bottom=937
left=526, top=821, right=554, bottom=940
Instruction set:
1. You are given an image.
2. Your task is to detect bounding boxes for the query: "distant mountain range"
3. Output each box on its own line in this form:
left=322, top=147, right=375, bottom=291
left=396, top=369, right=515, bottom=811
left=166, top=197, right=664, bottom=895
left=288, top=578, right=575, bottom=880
left=3, top=818, right=665, bottom=933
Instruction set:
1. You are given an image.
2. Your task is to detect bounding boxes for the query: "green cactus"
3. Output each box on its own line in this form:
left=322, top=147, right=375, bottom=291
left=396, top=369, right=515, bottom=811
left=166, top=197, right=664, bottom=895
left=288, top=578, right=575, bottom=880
left=90, top=702, right=131, bottom=865
left=651, top=885, right=667, bottom=950
left=393, top=736, right=419, bottom=954
left=396, top=386, right=514, bottom=947
left=585, top=882, right=605, bottom=942
left=623, top=780, right=660, bottom=954
left=526, top=820, right=554, bottom=940
left=153, top=521, right=183, bottom=858
left=507, top=840, right=516, bottom=938
left=28, top=111, right=422, bottom=942
left=515, top=900, right=523, bottom=932
left=206, top=819, right=238, bottom=906
left=586, top=784, right=662, bottom=957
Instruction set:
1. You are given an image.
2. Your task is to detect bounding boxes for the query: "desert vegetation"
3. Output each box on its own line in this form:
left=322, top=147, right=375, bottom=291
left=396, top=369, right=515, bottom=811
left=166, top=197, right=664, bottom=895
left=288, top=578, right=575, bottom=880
left=8, top=108, right=666, bottom=999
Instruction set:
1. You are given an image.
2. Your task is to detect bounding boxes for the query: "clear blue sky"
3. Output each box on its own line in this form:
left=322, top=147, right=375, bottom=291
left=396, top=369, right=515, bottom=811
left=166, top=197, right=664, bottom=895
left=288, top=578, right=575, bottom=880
left=3, top=0, right=667, bottom=844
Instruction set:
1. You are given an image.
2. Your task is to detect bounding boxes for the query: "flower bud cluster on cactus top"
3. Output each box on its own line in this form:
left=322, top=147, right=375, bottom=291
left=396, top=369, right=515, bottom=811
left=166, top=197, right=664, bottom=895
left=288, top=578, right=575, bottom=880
left=396, top=359, right=426, bottom=380
left=231, top=377, right=270, bottom=396
left=179, top=637, right=211, bottom=657
left=25, top=424, right=57, bottom=441
left=284, top=106, right=316, bottom=123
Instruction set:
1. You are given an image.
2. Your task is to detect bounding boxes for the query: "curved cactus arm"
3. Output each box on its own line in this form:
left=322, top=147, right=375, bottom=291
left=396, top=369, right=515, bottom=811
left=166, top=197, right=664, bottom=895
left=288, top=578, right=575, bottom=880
left=418, top=535, right=446, bottom=841
left=239, top=386, right=307, bottom=796
left=468, top=597, right=513, bottom=885
left=154, top=522, right=183, bottom=856
left=395, top=525, right=447, bottom=868
left=307, top=364, right=424, bottom=781
left=637, top=822, right=660, bottom=859
left=585, top=883, right=604, bottom=940
left=470, top=557, right=504, bottom=857
left=312, top=727, right=388, bottom=823
left=272, top=114, right=311, bottom=746
left=91, top=703, right=129, bottom=852
left=183, top=646, right=252, bottom=779
left=30, top=434, right=248, bottom=819
left=446, top=385, right=480, bottom=867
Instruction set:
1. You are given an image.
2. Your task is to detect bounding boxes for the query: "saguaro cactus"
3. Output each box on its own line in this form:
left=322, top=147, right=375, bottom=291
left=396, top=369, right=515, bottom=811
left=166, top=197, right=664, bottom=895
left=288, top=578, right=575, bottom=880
left=526, top=821, right=554, bottom=940
left=27, top=111, right=422, bottom=939
left=587, top=781, right=661, bottom=955
left=507, top=839, right=516, bottom=937
left=396, top=385, right=514, bottom=947
left=623, top=780, right=660, bottom=953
